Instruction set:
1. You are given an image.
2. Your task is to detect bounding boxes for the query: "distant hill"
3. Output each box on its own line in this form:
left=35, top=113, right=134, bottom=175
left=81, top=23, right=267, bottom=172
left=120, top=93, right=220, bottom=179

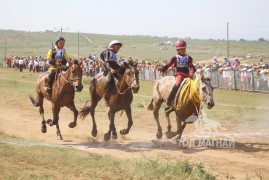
left=0, top=29, right=269, bottom=64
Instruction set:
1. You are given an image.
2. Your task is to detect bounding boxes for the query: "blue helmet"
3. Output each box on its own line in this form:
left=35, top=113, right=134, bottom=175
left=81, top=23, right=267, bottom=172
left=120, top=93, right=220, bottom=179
left=55, top=37, right=65, bottom=45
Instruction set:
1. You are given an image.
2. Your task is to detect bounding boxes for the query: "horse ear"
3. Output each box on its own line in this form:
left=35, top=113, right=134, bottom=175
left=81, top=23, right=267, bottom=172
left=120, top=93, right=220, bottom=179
left=123, top=61, right=130, bottom=68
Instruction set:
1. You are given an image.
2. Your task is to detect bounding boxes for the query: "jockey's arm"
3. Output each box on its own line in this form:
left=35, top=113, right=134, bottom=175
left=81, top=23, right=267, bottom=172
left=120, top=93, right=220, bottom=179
left=159, top=57, right=176, bottom=72
left=47, top=49, right=56, bottom=65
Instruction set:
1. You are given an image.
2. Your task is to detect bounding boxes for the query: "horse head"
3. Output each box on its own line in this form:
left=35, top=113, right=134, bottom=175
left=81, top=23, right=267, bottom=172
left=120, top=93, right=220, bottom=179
left=122, top=60, right=140, bottom=93
left=198, top=75, right=215, bottom=109
left=68, top=60, right=84, bottom=92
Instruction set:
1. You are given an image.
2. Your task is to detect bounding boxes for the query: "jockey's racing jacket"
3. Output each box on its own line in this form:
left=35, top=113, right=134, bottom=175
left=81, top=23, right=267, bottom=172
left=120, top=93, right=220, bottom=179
left=162, top=53, right=196, bottom=76
left=47, top=46, right=69, bottom=71
left=100, top=49, right=122, bottom=74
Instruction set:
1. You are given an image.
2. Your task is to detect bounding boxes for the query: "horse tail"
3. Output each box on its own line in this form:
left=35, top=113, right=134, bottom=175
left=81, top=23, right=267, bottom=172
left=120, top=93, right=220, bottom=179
left=79, top=105, right=91, bottom=120
left=28, top=94, right=39, bottom=107
left=146, top=98, right=154, bottom=111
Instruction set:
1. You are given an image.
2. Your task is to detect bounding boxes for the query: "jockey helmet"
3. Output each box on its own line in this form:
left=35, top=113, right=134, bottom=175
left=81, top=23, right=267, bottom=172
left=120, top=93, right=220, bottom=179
left=55, top=37, right=65, bottom=45
left=109, top=40, right=122, bottom=48
left=175, top=40, right=187, bottom=49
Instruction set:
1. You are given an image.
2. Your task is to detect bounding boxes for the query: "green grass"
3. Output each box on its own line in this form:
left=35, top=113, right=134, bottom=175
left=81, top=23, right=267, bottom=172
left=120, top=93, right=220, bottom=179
left=0, top=132, right=214, bottom=180
left=1, top=29, right=269, bottom=63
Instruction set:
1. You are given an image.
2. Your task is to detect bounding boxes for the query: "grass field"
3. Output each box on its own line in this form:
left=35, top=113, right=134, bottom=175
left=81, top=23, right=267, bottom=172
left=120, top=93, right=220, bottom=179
left=0, top=132, right=215, bottom=180
left=1, top=29, right=269, bottom=63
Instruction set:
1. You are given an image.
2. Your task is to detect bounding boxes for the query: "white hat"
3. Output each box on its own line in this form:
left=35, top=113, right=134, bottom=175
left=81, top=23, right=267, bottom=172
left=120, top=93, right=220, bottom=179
left=109, top=40, right=122, bottom=48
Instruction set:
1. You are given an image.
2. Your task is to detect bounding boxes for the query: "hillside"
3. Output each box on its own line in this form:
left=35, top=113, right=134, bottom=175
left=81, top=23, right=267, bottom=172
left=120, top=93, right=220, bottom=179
left=0, top=29, right=269, bottom=63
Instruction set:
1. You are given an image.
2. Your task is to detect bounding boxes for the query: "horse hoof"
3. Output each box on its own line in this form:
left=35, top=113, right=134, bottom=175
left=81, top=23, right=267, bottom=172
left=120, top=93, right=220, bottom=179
left=104, top=133, right=110, bottom=141
left=91, top=129, right=98, bottom=137
left=120, top=129, right=129, bottom=135
left=57, top=135, right=63, bottom=140
left=68, top=122, right=76, bottom=128
left=46, top=119, right=52, bottom=125
left=41, top=126, right=47, bottom=133
left=112, top=134, right=118, bottom=140
left=166, top=131, right=176, bottom=139
left=156, top=132, right=163, bottom=139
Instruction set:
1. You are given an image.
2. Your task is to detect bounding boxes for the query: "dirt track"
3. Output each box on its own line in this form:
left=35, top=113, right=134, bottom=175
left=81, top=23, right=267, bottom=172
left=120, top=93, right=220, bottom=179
left=0, top=90, right=269, bottom=179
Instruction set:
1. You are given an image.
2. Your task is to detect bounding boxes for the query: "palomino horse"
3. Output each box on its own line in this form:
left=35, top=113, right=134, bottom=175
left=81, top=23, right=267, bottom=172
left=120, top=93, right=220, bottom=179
left=29, top=61, right=83, bottom=140
left=147, top=75, right=215, bottom=141
left=79, top=61, right=140, bottom=141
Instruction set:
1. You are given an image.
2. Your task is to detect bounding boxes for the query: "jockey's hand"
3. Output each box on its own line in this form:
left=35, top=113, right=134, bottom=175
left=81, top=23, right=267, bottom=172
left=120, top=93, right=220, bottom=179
left=189, top=72, right=195, bottom=79
left=55, top=59, right=62, bottom=66
left=157, top=66, right=164, bottom=71
left=110, top=68, right=116, bottom=74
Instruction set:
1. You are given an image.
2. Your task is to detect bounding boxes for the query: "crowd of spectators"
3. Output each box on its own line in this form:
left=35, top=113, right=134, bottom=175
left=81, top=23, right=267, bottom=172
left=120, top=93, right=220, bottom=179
left=3, top=54, right=269, bottom=92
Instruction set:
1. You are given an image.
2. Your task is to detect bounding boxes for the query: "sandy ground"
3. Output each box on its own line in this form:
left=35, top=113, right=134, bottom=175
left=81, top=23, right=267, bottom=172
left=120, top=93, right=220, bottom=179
left=0, top=91, right=268, bottom=180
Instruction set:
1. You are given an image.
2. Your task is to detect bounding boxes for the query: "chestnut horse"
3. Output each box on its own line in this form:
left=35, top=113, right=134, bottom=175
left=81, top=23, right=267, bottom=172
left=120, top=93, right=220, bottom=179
left=79, top=61, right=140, bottom=141
left=29, top=61, right=83, bottom=140
left=147, top=75, right=215, bottom=141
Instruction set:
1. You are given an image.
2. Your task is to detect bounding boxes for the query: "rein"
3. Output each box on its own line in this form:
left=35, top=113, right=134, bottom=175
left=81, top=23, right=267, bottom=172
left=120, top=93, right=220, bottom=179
left=59, top=69, right=81, bottom=86
left=112, top=73, right=133, bottom=95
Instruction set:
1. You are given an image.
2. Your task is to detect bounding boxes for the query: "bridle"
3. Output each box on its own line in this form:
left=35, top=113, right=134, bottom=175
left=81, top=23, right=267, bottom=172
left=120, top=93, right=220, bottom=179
left=190, top=79, right=212, bottom=117
left=113, top=67, right=137, bottom=95
left=58, top=65, right=82, bottom=88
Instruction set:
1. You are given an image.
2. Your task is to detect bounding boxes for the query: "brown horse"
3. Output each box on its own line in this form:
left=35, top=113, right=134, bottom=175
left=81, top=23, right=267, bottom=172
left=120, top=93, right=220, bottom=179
left=147, top=75, right=215, bottom=141
left=29, top=61, right=83, bottom=140
left=79, top=61, right=140, bottom=141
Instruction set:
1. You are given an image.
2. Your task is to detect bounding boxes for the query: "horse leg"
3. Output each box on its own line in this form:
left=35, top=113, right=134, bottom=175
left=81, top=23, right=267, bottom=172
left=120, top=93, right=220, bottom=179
left=165, top=109, right=177, bottom=139
left=153, top=100, right=163, bottom=139
left=90, top=96, right=99, bottom=137
left=120, top=106, right=133, bottom=135
left=48, top=103, right=62, bottom=140
left=104, top=109, right=116, bottom=141
left=39, top=94, right=47, bottom=133
left=175, top=115, right=187, bottom=142
left=108, top=111, right=117, bottom=140
left=66, top=103, right=78, bottom=128
left=54, top=108, right=63, bottom=140
left=55, top=121, right=63, bottom=140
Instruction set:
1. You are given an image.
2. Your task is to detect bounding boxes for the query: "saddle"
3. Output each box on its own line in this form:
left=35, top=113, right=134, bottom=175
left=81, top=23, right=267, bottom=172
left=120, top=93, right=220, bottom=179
left=173, top=78, right=188, bottom=107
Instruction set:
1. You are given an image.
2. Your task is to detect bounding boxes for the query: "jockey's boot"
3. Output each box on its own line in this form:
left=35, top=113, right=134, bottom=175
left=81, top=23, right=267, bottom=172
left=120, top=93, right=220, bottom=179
left=165, top=84, right=178, bottom=112
left=44, top=77, right=52, bottom=93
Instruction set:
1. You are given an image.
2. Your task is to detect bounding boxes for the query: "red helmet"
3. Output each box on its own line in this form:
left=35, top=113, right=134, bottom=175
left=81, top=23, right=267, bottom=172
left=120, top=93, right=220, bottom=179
left=175, top=40, right=187, bottom=49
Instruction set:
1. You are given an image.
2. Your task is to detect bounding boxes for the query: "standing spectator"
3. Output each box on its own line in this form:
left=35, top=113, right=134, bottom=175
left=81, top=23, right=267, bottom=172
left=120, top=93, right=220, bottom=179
left=33, top=58, right=39, bottom=73
left=232, top=57, right=240, bottom=69
left=203, top=64, right=212, bottom=79
left=92, top=53, right=97, bottom=61
left=28, top=58, right=34, bottom=72
left=18, top=58, right=24, bottom=72
left=15, top=57, right=19, bottom=69
left=223, top=56, right=231, bottom=66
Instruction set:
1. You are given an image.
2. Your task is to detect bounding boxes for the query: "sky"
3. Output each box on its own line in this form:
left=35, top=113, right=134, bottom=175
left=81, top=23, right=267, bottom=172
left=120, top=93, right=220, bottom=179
left=1, top=0, right=269, bottom=40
